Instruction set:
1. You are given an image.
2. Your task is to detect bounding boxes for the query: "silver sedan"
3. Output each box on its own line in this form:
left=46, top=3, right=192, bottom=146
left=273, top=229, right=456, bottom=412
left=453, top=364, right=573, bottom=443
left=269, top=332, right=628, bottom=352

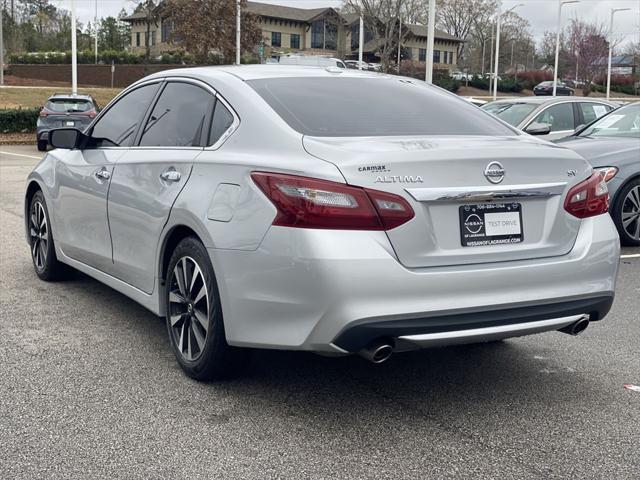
left=25, top=66, right=620, bottom=380
left=482, top=97, right=617, bottom=140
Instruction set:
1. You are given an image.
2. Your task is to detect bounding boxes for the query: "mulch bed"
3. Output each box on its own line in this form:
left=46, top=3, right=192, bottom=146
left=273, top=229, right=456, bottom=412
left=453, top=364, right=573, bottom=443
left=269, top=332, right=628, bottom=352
left=0, top=132, right=34, bottom=145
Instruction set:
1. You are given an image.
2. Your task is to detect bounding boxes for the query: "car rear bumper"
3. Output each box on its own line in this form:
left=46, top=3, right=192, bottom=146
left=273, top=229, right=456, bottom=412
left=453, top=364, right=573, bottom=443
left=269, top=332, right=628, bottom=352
left=209, top=213, right=620, bottom=353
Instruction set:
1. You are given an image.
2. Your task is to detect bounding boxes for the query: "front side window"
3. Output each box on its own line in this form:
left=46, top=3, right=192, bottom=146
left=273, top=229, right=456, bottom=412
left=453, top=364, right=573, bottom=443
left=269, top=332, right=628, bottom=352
left=249, top=77, right=516, bottom=137
left=532, top=103, right=575, bottom=132
left=271, top=31, right=281, bottom=47
left=290, top=33, right=300, bottom=49
left=91, top=83, right=160, bottom=147
left=140, top=82, right=215, bottom=147
left=579, top=102, right=612, bottom=124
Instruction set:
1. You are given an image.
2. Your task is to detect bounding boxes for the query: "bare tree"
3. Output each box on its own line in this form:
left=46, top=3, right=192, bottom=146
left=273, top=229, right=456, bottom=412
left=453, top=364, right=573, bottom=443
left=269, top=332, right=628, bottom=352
left=565, top=19, right=609, bottom=96
left=344, top=0, right=413, bottom=71
left=436, top=0, right=496, bottom=62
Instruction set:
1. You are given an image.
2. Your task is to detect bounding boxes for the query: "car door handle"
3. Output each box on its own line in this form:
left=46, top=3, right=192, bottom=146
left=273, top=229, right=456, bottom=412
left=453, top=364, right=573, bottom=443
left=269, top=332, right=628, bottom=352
left=94, top=167, right=111, bottom=181
left=160, top=169, right=181, bottom=182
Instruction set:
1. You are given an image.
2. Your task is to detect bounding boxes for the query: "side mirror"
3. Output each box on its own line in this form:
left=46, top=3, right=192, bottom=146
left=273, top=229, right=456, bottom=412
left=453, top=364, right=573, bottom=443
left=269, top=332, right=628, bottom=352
left=525, top=122, right=552, bottom=136
left=48, top=128, right=83, bottom=149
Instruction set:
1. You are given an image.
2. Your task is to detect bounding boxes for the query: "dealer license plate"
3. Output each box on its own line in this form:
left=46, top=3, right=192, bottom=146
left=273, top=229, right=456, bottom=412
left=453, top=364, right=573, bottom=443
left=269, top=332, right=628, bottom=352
left=459, top=203, right=523, bottom=247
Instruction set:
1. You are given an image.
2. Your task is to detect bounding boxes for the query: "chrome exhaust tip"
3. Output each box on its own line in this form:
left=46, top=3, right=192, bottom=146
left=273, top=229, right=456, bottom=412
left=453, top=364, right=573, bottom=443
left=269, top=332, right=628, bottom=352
left=558, top=316, right=590, bottom=336
left=359, top=340, right=394, bottom=364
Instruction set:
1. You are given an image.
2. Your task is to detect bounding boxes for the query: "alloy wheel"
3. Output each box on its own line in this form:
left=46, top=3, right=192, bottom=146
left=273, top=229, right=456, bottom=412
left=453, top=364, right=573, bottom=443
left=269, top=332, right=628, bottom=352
left=168, top=256, right=210, bottom=361
left=621, top=186, right=640, bottom=241
left=30, top=201, right=48, bottom=270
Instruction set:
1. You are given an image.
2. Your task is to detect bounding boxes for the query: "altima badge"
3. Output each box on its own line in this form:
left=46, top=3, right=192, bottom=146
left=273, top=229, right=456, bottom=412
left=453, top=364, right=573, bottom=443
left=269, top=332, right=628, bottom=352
left=375, top=175, right=424, bottom=184
left=484, top=161, right=505, bottom=184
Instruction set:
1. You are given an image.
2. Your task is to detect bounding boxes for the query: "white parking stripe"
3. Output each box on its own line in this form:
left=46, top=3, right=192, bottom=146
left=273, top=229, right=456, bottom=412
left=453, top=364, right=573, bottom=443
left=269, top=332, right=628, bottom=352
left=0, top=151, right=42, bottom=160
left=620, top=254, right=640, bottom=259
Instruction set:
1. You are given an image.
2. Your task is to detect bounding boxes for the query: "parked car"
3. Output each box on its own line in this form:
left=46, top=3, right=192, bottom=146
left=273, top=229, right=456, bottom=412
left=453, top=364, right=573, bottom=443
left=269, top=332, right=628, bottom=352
left=367, top=62, right=382, bottom=72
left=482, top=97, right=617, bottom=140
left=462, top=96, right=487, bottom=107
left=451, top=71, right=472, bottom=81
left=533, top=80, right=574, bottom=96
left=36, top=93, right=99, bottom=151
left=278, top=55, right=346, bottom=69
left=26, top=66, right=619, bottom=380
left=555, top=102, right=640, bottom=245
left=345, top=60, right=369, bottom=70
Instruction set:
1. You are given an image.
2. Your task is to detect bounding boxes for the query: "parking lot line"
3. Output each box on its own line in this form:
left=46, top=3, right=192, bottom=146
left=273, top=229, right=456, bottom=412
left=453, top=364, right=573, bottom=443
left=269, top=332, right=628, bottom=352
left=620, top=254, right=640, bottom=259
left=0, top=150, right=41, bottom=160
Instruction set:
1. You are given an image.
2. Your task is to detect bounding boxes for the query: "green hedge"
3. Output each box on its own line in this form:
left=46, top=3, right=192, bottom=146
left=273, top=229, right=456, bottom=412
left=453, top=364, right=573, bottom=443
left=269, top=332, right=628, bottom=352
left=0, top=108, right=40, bottom=133
left=469, top=75, right=523, bottom=93
left=8, top=50, right=196, bottom=65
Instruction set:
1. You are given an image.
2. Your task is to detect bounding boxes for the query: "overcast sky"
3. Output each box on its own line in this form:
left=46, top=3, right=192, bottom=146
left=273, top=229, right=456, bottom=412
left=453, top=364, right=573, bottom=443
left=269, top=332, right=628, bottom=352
left=53, top=0, right=640, bottom=47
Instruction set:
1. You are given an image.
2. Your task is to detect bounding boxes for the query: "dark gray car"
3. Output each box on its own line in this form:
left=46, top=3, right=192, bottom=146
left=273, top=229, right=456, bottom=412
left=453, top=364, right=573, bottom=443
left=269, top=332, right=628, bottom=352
left=556, top=103, right=640, bottom=245
left=36, top=93, right=98, bottom=151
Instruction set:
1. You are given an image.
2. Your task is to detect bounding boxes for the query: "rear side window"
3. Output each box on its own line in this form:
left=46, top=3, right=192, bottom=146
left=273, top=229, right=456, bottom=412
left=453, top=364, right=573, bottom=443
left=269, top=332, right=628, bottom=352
left=579, top=102, right=612, bottom=124
left=46, top=98, right=93, bottom=113
left=208, top=101, right=234, bottom=145
left=140, top=82, right=215, bottom=147
left=91, top=83, right=160, bottom=147
left=532, top=103, right=575, bottom=132
left=248, top=77, right=515, bottom=137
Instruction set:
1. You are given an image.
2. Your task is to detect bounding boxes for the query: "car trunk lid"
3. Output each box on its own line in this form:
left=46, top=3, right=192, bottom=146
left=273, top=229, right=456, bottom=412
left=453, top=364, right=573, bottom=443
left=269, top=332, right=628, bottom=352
left=303, top=135, right=592, bottom=268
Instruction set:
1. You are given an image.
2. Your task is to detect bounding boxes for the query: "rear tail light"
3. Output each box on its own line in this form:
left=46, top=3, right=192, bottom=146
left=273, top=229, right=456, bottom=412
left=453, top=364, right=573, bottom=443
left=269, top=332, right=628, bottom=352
left=39, top=109, right=48, bottom=117
left=596, top=166, right=618, bottom=183
left=88, top=109, right=97, bottom=118
left=251, top=172, right=414, bottom=230
left=564, top=171, right=609, bottom=218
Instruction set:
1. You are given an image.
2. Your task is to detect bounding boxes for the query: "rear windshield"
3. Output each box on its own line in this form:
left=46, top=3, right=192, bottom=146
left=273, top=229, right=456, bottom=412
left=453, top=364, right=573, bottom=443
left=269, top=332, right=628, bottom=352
left=46, top=98, right=93, bottom=113
left=482, top=102, right=538, bottom=126
left=248, top=77, right=516, bottom=137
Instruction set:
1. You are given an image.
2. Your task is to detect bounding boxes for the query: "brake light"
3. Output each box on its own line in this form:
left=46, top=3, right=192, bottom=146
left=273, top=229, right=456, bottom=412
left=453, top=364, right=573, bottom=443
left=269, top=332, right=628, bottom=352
left=88, top=110, right=97, bottom=118
left=39, top=110, right=48, bottom=117
left=251, top=172, right=414, bottom=230
left=564, top=171, right=609, bottom=218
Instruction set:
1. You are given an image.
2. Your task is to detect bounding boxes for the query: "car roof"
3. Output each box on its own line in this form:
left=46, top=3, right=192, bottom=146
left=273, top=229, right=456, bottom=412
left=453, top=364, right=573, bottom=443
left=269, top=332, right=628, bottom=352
left=144, top=64, right=386, bottom=83
left=486, top=97, right=616, bottom=107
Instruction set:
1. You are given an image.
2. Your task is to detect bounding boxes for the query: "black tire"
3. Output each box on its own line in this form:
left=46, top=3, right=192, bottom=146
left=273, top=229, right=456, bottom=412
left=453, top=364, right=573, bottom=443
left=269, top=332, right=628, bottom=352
left=612, top=178, right=640, bottom=246
left=37, top=140, right=47, bottom=151
left=165, top=236, right=249, bottom=380
left=28, top=191, right=67, bottom=281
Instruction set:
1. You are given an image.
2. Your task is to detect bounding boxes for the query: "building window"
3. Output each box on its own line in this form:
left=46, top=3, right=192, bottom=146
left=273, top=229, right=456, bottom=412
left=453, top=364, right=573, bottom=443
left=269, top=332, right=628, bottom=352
left=419, top=48, right=426, bottom=62
left=311, top=20, right=324, bottom=48
left=351, top=23, right=359, bottom=50
left=433, top=50, right=441, bottom=64
left=161, top=19, right=173, bottom=43
left=271, top=31, right=281, bottom=47
left=325, top=22, right=337, bottom=50
left=443, top=51, right=448, bottom=64
left=290, top=33, right=300, bottom=49
left=449, top=52, right=454, bottom=64
left=150, top=31, right=156, bottom=46
left=136, top=32, right=140, bottom=47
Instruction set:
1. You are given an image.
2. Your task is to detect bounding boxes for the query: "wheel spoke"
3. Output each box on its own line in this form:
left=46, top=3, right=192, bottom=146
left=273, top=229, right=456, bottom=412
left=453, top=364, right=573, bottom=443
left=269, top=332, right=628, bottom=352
left=182, top=258, right=191, bottom=297
left=192, top=284, right=206, bottom=306
left=192, top=323, right=206, bottom=352
left=187, top=326, right=193, bottom=359
left=634, top=218, right=640, bottom=240
left=38, top=242, right=46, bottom=264
left=189, top=264, right=201, bottom=297
left=170, top=313, right=184, bottom=327
left=169, top=291, right=185, bottom=304
left=627, top=188, right=640, bottom=210
left=175, top=264, right=187, bottom=297
left=178, top=321, right=186, bottom=353
left=193, top=308, right=209, bottom=333
left=622, top=212, right=636, bottom=228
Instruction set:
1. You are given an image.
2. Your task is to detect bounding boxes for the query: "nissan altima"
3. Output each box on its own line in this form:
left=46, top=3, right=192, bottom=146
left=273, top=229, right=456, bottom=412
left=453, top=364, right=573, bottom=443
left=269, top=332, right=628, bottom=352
left=25, top=66, right=620, bottom=380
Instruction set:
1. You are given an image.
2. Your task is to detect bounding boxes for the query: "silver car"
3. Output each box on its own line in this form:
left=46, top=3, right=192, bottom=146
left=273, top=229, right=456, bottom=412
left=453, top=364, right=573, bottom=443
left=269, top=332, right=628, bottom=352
left=482, top=97, right=617, bottom=140
left=25, top=66, right=620, bottom=380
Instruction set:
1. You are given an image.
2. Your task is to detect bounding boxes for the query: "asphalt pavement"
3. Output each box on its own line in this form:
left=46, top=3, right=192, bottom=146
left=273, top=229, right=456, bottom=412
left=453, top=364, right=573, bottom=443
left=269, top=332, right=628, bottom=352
left=1, top=145, right=639, bottom=479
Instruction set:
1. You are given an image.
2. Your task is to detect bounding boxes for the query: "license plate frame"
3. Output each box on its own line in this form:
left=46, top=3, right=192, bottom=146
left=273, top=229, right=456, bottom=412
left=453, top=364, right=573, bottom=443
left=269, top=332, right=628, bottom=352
left=459, top=203, right=523, bottom=247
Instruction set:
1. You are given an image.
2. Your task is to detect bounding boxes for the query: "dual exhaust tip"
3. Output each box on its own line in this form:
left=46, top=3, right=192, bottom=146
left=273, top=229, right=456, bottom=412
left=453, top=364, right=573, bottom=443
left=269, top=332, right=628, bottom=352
left=358, top=316, right=591, bottom=364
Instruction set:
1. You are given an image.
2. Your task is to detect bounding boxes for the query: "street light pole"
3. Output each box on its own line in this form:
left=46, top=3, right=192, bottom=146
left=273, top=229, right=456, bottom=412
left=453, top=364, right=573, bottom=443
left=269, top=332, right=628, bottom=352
left=0, top=4, right=4, bottom=87
left=397, top=18, right=402, bottom=73
left=606, top=7, right=631, bottom=100
left=94, top=0, right=98, bottom=64
left=425, top=0, right=436, bottom=83
left=235, top=0, right=241, bottom=66
left=481, top=37, right=490, bottom=76
left=493, top=3, right=524, bottom=101
left=553, top=0, right=579, bottom=97
left=358, top=15, right=364, bottom=70
left=71, top=0, right=77, bottom=95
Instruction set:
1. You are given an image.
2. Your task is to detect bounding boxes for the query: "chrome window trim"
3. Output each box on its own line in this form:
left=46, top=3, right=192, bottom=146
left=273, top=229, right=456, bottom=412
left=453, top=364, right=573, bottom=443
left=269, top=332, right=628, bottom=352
left=406, top=182, right=567, bottom=203
left=204, top=93, right=240, bottom=151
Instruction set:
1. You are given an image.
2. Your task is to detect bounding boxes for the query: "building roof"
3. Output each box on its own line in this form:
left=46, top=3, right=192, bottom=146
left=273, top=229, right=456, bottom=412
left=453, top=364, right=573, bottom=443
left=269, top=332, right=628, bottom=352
left=122, top=1, right=462, bottom=43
